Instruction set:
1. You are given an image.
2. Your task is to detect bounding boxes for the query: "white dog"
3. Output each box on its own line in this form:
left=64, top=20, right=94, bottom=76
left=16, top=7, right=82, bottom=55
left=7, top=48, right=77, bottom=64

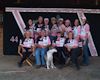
left=45, top=48, right=57, bottom=69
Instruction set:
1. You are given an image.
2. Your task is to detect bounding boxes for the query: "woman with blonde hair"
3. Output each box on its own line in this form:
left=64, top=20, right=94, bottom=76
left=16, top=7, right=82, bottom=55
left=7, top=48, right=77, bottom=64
left=50, top=17, right=59, bottom=42
left=57, top=18, right=66, bottom=34
left=18, top=31, right=35, bottom=67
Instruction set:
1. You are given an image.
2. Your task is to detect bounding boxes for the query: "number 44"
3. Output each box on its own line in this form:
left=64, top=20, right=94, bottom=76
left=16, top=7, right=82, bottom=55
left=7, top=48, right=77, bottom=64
left=10, top=36, right=18, bottom=43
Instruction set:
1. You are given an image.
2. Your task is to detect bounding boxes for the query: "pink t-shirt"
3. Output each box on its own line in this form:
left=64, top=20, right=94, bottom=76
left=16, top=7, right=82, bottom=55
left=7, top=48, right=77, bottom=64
left=51, top=24, right=59, bottom=36
left=38, top=36, right=51, bottom=46
left=80, top=23, right=90, bottom=40
left=58, top=24, right=66, bottom=32
left=55, top=37, right=65, bottom=47
left=20, top=38, right=34, bottom=48
left=64, top=26, right=72, bottom=38
left=66, top=39, right=78, bottom=48
left=65, top=26, right=72, bottom=32
left=73, top=25, right=81, bottom=38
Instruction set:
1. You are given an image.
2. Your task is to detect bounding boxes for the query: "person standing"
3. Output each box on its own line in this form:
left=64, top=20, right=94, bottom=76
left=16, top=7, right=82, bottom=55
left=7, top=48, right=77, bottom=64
left=73, top=19, right=81, bottom=40
left=27, top=19, right=35, bottom=38
left=50, top=17, right=59, bottom=42
left=43, top=18, right=50, bottom=37
left=57, top=18, right=66, bottom=34
left=43, top=18, right=50, bottom=31
left=34, top=16, right=44, bottom=33
left=80, top=17, right=90, bottom=66
left=64, top=19, right=72, bottom=38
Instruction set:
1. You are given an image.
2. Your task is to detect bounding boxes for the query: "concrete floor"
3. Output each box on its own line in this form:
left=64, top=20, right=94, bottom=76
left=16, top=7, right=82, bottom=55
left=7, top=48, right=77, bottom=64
left=0, top=52, right=100, bottom=80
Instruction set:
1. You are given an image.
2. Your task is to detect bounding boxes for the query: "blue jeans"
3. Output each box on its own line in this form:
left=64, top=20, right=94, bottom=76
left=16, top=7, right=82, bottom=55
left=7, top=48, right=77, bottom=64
left=35, top=48, right=47, bottom=65
left=83, top=40, right=89, bottom=65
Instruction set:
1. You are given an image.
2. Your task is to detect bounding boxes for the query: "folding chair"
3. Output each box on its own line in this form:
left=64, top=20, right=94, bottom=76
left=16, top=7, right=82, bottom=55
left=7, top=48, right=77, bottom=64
left=18, top=45, right=35, bottom=67
left=65, top=49, right=71, bottom=65
left=65, top=47, right=83, bottom=65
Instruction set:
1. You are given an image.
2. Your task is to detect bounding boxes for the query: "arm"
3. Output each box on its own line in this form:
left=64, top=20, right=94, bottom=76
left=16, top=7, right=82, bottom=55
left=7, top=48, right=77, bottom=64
left=42, top=36, right=51, bottom=48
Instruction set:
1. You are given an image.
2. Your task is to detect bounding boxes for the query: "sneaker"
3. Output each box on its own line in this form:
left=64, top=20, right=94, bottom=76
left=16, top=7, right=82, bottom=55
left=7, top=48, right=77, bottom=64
left=57, top=65, right=64, bottom=69
left=18, top=62, right=22, bottom=67
left=76, top=66, right=80, bottom=70
left=41, top=65, right=46, bottom=68
left=81, top=63, right=89, bottom=66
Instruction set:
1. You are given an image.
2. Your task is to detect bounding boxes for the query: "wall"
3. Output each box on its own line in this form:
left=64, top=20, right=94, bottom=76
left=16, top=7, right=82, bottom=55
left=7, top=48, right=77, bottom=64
left=0, top=25, right=3, bottom=50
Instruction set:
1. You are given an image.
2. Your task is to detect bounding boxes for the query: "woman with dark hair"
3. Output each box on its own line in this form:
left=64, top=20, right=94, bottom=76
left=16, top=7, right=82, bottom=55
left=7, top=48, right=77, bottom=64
left=52, top=32, right=67, bottom=67
left=73, top=19, right=81, bottom=40
left=26, top=19, right=35, bottom=38
left=64, top=31, right=81, bottom=70
left=34, top=16, right=44, bottom=33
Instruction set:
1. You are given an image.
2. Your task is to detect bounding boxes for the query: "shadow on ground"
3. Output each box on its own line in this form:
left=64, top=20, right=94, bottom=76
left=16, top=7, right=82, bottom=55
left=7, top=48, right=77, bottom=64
left=0, top=54, right=100, bottom=80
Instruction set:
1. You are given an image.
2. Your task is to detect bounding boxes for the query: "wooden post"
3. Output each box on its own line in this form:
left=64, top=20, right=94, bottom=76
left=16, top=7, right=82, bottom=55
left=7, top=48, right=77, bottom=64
left=96, top=0, right=98, bottom=5
left=76, top=0, right=80, bottom=4
left=17, top=0, right=21, bottom=3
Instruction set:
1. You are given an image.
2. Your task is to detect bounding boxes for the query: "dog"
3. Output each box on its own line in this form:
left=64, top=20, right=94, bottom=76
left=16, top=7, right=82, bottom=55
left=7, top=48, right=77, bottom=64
left=45, top=48, right=57, bottom=69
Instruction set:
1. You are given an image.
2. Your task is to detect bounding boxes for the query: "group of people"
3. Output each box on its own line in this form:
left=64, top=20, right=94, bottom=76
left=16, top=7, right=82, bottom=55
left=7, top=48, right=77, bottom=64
left=18, top=16, right=90, bottom=70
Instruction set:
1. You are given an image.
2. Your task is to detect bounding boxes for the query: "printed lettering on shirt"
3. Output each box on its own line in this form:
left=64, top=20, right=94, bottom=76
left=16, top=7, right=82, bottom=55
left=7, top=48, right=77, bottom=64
left=56, top=38, right=65, bottom=47
left=21, top=38, right=34, bottom=48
